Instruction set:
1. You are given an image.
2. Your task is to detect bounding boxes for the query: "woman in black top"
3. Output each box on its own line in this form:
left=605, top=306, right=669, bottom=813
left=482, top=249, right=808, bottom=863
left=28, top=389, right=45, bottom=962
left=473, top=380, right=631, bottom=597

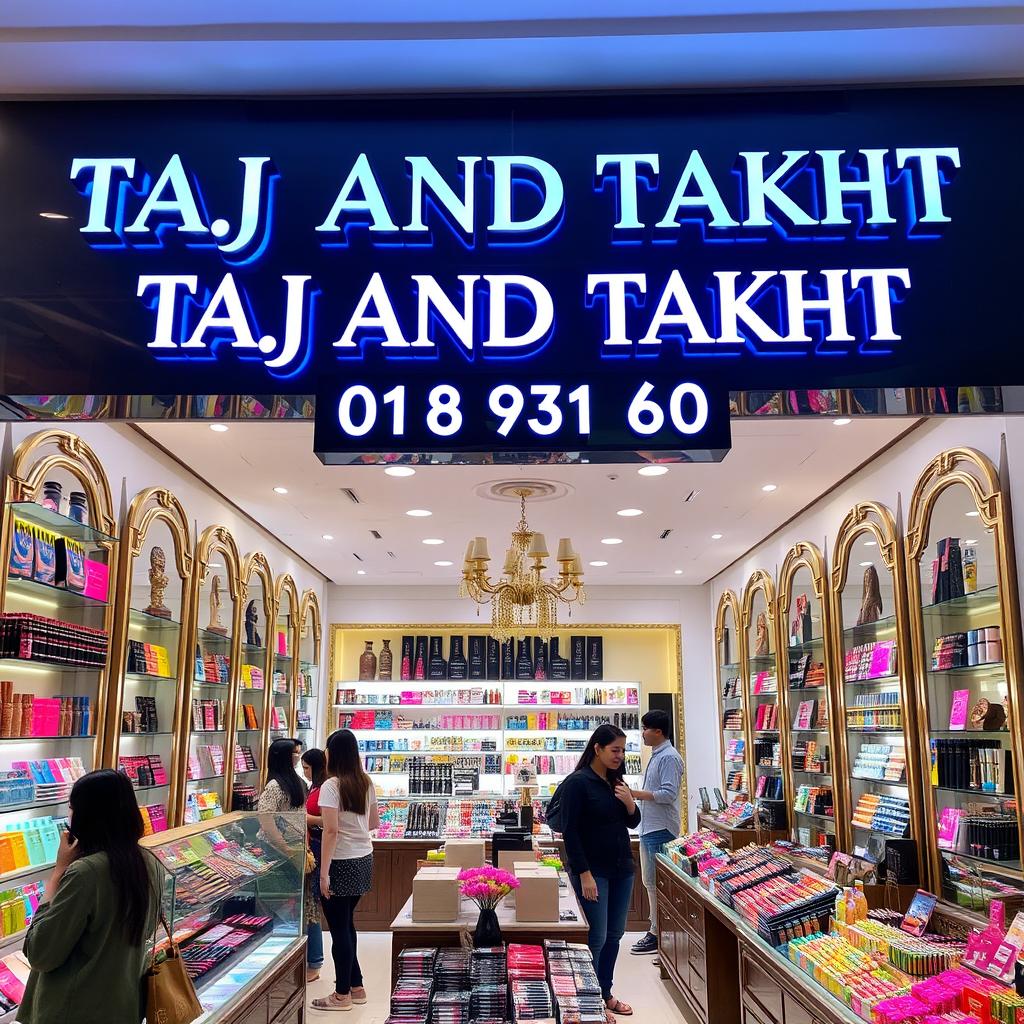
left=560, top=724, right=640, bottom=1019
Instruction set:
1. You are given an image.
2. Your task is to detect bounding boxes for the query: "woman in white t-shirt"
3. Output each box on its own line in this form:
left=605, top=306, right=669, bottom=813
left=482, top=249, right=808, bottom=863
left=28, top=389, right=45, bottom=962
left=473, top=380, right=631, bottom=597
left=311, top=728, right=379, bottom=1012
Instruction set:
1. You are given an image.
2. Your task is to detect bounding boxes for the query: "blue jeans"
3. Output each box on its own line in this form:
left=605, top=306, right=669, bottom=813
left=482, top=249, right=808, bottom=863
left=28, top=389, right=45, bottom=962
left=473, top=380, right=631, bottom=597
left=640, top=828, right=676, bottom=934
left=570, top=872, right=634, bottom=1000
left=306, top=921, right=324, bottom=970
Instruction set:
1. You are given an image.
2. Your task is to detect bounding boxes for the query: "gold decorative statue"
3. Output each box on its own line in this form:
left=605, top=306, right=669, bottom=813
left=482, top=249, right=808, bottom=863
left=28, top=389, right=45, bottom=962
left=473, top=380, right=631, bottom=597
left=754, top=612, right=770, bottom=656
left=857, top=566, right=883, bottom=625
left=208, top=574, right=228, bottom=635
left=144, top=546, right=172, bottom=619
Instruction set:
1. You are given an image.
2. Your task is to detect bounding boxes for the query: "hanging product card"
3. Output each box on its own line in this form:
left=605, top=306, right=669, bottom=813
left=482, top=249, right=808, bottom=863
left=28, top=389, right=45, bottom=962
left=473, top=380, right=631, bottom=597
left=586, top=636, right=604, bottom=680
left=570, top=636, right=587, bottom=680
left=467, top=636, right=486, bottom=680
left=428, top=636, right=447, bottom=680
left=486, top=638, right=501, bottom=681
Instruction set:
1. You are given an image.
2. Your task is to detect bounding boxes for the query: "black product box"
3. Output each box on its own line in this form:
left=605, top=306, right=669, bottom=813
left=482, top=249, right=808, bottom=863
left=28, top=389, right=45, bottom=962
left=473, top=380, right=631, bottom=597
left=586, top=636, right=604, bottom=680
left=533, top=636, right=548, bottom=679
left=500, top=638, right=515, bottom=680
left=486, top=638, right=501, bottom=680
left=515, top=638, right=534, bottom=680
left=400, top=635, right=414, bottom=681
left=413, top=636, right=428, bottom=679
left=549, top=637, right=570, bottom=680
left=570, top=636, right=587, bottom=680
left=468, top=636, right=486, bottom=679
left=448, top=636, right=468, bottom=680
left=883, top=839, right=919, bottom=885
left=427, top=636, right=447, bottom=680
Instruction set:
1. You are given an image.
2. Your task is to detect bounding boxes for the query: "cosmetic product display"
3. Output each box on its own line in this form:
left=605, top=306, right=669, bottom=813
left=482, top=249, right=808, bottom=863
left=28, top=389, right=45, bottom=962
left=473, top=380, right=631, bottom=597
left=0, top=684, right=91, bottom=738
left=932, top=628, right=1003, bottom=670
left=117, top=753, right=166, bottom=789
left=931, top=538, right=967, bottom=604
left=191, top=697, right=227, bottom=732
left=755, top=703, right=779, bottom=730
left=126, top=639, right=171, bottom=677
left=121, top=695, right=159, bottom=733
left=846, top=692, right=903, bottom=731
left=0, top=613, right=108, bottom=667
left=932, top=738, right=1012, bottom=793
left=183, top=790, right=224, bottom=823
left=852, top=793, right=912, bottom=837
left=845, top=640, right=899, bottom=682
left=851, top=744, right=906, bottom=783
left=722, top=675, right=742, bottom=699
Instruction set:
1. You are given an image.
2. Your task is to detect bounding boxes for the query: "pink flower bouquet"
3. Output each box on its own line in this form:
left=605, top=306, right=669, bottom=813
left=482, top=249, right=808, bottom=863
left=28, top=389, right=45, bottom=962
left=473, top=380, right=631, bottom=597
left=457, top=866, right=520, bottom=911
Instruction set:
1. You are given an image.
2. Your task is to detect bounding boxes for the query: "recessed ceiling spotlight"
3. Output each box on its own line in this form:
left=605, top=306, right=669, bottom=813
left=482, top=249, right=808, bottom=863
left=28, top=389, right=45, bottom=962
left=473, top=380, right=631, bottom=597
left=674, top=569, right=684, bottom=575
left=965, top=510, right=980, bottom=517
left=833, top=418, right=852, bottom=426
left=273, top=486, right=288, bottom=494
left=589, top=560, right=609, bottom=567
left=209, top=423, right=229, bottom=433
left=761, top=483, right=778, bottom=493
left=208, top=563, right=222, bottom=569
left=711, top=533, right=723, bottom=540
left=617, top=508, right=644, bottom=517
left=965, top=538, right=979, bottom=545
left=601, top=538, right=623, bottom=545
left=863, top=540, right=877, bottom=547
left=39, top=212, right=69, bottom=220
left=406, top=509, right=432, bottom=517
left=433, top=560, right=454, bottom=567
left=356, top=569, right=367, bottom=575
left=422, top=538, right=444, bottom=545
left=322, top=534, right=334, bottom=541
left=859, top=561, right=873, bottom=567
left=637, top=465, right=669, bottom=477
left=385, top=466, right=416, bottom=477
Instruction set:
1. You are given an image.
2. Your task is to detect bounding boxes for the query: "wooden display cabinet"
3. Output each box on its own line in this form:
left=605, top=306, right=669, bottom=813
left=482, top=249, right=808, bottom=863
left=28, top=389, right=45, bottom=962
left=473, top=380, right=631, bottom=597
left=741, top=571, right=791, bottom=834
left=778, top=541, right=844, bottom=851
left=904, top=447, right=1024, bottom=913
left=829, top=501, right=925, bottom=882
left=179, top=525, right=243, bottom=825
left=106, top=486, right=194, bottom=828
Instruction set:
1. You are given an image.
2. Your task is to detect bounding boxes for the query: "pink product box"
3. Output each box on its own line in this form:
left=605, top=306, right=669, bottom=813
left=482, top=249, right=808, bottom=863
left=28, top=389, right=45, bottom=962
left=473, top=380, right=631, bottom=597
left=400, top=691, right=423, bottom=705
left=83, top=558, right=109, bottom=602
left=31, top=699, right=60, bottom=738
left=517, top=691, right=539, bottom=704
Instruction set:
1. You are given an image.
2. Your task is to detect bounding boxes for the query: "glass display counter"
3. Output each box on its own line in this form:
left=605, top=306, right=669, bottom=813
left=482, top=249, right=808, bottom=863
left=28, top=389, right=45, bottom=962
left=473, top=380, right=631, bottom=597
left=143, top=809, right=305, bottom=1024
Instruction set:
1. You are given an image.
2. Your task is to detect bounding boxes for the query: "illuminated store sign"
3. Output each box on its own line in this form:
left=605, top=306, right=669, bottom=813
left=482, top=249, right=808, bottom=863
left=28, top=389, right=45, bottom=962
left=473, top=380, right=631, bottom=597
left=0, top=89, right=1019, bottom=457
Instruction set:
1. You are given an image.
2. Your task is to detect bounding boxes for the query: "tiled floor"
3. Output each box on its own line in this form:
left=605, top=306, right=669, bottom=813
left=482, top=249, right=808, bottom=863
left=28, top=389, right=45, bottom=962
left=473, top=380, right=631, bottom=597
left=307, top=930, right=690, bottom=1022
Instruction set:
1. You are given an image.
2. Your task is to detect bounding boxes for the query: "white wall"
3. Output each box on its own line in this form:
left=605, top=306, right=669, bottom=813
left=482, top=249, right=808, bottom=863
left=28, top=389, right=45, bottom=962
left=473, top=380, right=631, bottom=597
left=4, top=421, right=327, bottom=604
left=703, top=415, right=1021, bottom=810
left=325, top=583, right=715, bottom=827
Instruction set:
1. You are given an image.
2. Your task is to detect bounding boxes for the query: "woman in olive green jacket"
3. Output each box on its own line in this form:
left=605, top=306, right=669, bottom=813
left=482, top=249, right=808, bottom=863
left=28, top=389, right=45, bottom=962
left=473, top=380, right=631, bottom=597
left=18, top=770, right=161, bottom=1024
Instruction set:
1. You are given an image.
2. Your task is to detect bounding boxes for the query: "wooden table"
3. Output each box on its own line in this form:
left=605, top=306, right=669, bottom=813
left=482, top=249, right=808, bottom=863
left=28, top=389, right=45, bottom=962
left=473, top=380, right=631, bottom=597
left=388, top=872, right=590, bottom=975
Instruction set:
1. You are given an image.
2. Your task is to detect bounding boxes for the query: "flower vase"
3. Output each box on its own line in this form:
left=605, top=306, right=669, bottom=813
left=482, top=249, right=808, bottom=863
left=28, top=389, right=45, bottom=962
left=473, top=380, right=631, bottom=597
left=472, top=907, right=502, bottom=948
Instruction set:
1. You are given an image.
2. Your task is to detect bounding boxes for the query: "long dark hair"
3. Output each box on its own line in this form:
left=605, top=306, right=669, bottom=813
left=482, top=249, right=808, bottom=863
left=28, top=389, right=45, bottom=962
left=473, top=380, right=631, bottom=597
left=266, top=738, right=305, bottom=808
left=69, top=770, right=154, bottom=946
left=325, top=729, right=371, bottom=815
left=301, top=748, right=328, bottom=789
left=574, top=724, right=628, bottom=787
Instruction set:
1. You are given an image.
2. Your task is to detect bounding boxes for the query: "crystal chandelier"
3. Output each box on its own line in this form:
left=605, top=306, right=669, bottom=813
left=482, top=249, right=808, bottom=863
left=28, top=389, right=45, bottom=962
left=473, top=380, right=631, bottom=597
left=459, top=489, right=585, bottom=641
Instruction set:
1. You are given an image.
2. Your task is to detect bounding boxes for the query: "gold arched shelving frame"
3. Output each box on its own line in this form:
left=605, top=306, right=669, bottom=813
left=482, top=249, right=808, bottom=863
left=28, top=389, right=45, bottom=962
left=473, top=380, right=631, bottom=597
left=1, top=429, right=119, bottom=782
left=829, top=501, right=924, bottom=878
left=297, top=590, right=322, bottom=746
left=274, top=573, right=301, bottom=735
left=778, top=541, right=844, bottom=846
left=741, top=569, right=789, bottom=835
left=904, top=447, right=1024, bottom=904
left=106, top=488, right=194, bottom=825
left=178, top=525, right=243, bottom=826
left=714, top=590, right=743, bottom=797
left=241, top=551, right=276, bottom=791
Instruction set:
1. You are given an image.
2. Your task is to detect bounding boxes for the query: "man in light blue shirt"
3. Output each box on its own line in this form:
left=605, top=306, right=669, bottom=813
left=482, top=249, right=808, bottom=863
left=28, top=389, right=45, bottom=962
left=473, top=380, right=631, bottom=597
left=629, top=708, right=684, bottom=955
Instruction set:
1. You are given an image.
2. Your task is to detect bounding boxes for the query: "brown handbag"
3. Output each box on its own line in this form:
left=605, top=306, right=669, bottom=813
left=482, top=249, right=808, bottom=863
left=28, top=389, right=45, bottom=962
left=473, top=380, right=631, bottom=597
left=144, top=912, right=204, bottom=1024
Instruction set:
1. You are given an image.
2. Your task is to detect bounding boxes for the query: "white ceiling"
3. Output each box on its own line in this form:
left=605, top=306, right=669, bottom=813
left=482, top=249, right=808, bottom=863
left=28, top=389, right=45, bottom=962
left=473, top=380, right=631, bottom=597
left=137, top=417, right=919, bottom=585
left=1, top=2, right=1022, bottom=93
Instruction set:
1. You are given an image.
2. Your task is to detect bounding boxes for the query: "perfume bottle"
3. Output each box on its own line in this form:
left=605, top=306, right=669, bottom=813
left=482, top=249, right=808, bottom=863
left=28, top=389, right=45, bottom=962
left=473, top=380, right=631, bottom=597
left=448, top=636, right=468, bottom=681
left=378, top=639, right=393, bottom=680
left=358, top=641, right=377, bottom=682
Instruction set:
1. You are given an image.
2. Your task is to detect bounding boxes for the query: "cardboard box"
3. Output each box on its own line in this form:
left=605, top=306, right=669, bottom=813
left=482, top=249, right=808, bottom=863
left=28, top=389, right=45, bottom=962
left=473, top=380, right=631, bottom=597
left=444, top=839, right=485, bottom=870
left=411, top=867, right=461, bottom=923
left=497, top=847, right=535, bottom=873
left=514, top=865, right=559, bottom=922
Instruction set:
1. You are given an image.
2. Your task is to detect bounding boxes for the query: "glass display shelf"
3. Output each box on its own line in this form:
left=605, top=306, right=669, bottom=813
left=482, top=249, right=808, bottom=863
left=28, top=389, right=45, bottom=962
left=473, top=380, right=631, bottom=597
left=125, top=672, right=175, bottom=684
left=0, top=797, right=70, bottom=814
left=187, top=774, right=226, bottom=783
left=842, top=613, right=899, bottom=642
left=191, top=728, right=228, bottom=735
left=8, top=502, right=117, bottom=545
left=852, top=822, right=910, bottom=839
left=240, top=643, right=265, bottom=658
left=5, top=575, right=108, bottom=611
left=928, top=663, right=1006, bottom=678
left=0, top=657, right=102, bottom=673
left=922, top=586, right=1001, bottom=616
left=935, top=785, right=1012, bottom=798
left=788, top=684, right=829, bottom=693
left=193, top=680, right=230, bottom=689
left=0, top=860, right=56, bottom=886
left=790, top=727, right=830, bottom=734
left=942, top=850, right=1023, bottom=878
left=121, top=730, right=175, bottom=737
left=845, top=675, right=902, bottom=687
left=794, top=810, right=836, bottom=824
left=785, top=636, right=825, bottom=652
left=129, top=608, right=182, bottom=634
left=929, top=729, right=1011, bottom=738
left=793, top=769, right=832, bottom=779
left=0, top=734, right=94, bottom=742
left=196, top=627, right=231, bottom=652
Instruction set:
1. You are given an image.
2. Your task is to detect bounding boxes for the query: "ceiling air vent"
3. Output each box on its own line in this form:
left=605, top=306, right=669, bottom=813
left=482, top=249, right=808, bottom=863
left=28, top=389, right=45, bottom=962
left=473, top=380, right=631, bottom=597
left=342, top=488, right=361, bottom=504
left=387, top=551, right=396, bottom=560
left=659, top=529, right=673, bottom=540
left=684, top=489, right=699, bottom=503
left=370, top=529, right=382, bottom=539
left=352, top=553, right=363, bottom=562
